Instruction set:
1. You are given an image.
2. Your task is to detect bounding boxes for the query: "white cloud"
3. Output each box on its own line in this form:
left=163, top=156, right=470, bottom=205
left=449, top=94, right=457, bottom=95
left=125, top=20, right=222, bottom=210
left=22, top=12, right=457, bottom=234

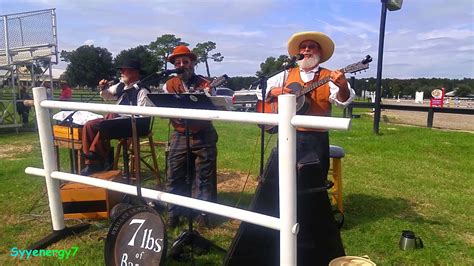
left=83, top=39, right=94, bottom=46
left=458, top=45, right=474, bottom=52
left=417, top=29, right=474, bottom=40
left=208, top=29, right=262, bottom=37
left=333, top=16, right=379, bottom=35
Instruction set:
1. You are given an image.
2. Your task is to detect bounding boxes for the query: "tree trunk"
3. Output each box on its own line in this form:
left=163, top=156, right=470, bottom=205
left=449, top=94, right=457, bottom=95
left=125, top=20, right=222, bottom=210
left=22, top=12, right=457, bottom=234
left=205, top=58, right=211, bottom=78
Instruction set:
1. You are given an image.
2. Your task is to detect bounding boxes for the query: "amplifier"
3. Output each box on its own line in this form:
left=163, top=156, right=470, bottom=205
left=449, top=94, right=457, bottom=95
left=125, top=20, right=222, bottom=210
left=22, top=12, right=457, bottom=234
left=53, top=125, right=83, bottom=140
left=60, top=170, right=123, bottom=219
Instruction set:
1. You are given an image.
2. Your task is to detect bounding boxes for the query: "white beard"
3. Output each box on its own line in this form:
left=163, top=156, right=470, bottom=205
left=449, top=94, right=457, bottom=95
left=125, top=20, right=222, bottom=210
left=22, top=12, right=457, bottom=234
left=297, top=54, right=320, bottom=69
left=121, top=75, right=129, bottom=85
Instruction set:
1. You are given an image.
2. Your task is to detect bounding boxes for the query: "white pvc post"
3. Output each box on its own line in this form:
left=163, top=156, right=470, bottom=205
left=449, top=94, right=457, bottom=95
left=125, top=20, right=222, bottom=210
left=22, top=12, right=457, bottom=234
left=32, top=87, right=65, bottom=230
left=278, top=94, right=297, bottom=266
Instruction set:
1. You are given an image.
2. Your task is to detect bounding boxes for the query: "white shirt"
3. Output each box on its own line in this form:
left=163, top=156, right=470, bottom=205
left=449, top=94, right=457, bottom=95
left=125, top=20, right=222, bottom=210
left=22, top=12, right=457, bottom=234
left=256, top=66, right=355, bottom=108
left=100, top=81, right=152, bottom=106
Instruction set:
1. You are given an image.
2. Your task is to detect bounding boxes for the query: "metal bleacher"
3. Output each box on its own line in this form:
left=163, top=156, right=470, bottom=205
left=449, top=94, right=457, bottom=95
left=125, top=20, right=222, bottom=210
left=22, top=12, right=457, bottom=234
left=1, top=9, right=58, bottom=130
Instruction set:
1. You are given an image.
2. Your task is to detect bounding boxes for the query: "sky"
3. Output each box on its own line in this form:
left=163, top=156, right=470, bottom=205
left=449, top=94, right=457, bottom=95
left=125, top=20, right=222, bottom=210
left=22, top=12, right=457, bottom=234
left=1, top=0, right=473, bottom=79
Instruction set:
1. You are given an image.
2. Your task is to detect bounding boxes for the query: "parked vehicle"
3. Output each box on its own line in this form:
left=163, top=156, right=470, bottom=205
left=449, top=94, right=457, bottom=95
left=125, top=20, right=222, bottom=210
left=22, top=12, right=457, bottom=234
left=233, top=87, right=258, bottom=112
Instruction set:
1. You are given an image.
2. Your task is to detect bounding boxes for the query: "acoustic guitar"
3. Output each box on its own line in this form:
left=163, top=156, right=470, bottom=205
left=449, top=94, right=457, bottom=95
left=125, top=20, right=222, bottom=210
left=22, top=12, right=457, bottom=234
left=256, top=55, right=372, bottom=115
left=206, top=74, right=230, bottom=96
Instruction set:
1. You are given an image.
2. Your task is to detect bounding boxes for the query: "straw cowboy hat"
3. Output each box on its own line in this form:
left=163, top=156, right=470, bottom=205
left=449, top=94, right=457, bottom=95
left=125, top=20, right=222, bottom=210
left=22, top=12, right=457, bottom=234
left=168, top=45, right=197, bottom=64
left=287, top=31, right=335, bottom=63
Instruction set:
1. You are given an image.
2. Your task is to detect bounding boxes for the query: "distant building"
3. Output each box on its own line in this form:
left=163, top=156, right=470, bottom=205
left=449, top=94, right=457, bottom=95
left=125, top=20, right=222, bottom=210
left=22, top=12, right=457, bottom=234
left=445, top=88, right=474, bottom=98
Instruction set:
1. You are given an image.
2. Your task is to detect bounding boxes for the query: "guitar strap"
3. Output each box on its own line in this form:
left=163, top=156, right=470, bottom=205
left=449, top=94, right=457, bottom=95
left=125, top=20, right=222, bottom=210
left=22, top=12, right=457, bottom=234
left=305, top=67, right=321, bottom=87
left=285, top=66, right=321, bottom=87
left=186, top=74, right=210, bottom=93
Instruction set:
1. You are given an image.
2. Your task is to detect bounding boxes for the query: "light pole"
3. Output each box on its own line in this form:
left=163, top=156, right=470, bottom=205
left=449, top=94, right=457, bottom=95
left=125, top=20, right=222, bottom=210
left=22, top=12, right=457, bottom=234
left=365, top=79, right=369, bottom=100
left=373, top=0, right=403, bottom=134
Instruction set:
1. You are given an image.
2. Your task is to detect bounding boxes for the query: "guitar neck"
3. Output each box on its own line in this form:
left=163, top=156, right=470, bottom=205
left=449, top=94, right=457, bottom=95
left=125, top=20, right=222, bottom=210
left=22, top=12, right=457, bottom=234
left=297, top=67, right=348, bottom=97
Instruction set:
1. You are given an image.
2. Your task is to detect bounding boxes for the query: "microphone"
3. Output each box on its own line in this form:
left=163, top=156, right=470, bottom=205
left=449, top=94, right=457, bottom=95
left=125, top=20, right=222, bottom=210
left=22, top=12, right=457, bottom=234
left=283, top=54, right=304, bottom=68
left=108, top=78, right=121, bottom=86
left=293, top=53, right=305, bottom=61
left=98, top=78, right=121, bottom=90
left=156, top=68, right=185, bottom=76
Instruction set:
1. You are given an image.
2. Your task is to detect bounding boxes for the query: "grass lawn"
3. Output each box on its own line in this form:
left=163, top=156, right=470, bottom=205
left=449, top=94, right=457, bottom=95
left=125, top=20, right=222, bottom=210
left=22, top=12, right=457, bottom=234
left=0, top=109, right=473, bottom=265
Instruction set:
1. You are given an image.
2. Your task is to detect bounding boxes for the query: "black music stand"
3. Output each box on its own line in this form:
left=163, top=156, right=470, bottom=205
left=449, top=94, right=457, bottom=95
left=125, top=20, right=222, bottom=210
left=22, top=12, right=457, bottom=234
left=98, top=116, right=151, bottom=215
left=148, top=93, right=226, bottom=261
left=148, top=93, right=215, bottom=110
left=58, top=113, right=81, bottom=174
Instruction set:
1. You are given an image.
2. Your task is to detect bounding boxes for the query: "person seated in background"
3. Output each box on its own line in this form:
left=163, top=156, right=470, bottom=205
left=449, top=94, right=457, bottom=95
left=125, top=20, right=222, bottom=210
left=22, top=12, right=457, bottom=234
left=59, top=83, right=73, bottom=101
left=16, top=86, right=32, bottom=124
left=80, top=59, right=151, bottom=176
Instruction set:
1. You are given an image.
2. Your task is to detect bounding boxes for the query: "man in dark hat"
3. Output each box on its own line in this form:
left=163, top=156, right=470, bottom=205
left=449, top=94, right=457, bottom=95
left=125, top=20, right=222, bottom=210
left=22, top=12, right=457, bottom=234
left=162, top=45, right=218, bottom=228
left=80, top=59, right=151, bottom=176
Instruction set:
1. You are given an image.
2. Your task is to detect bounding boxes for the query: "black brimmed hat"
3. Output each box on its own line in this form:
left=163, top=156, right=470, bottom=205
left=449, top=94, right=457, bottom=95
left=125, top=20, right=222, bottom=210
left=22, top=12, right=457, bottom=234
left=117, top=59, right=141, bottom=70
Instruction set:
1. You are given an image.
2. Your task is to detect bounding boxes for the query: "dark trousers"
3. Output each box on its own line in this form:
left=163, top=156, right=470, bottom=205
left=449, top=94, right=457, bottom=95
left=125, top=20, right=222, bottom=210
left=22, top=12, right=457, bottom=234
left=296, top=131, right=330, bottom=180
left=166, top=126, right=218, bottom=218
left=16, top=102, right=30, bottom=123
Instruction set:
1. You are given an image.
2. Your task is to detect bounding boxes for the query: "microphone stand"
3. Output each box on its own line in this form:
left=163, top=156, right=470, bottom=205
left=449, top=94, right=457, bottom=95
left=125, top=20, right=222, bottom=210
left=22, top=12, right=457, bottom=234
left=138, top=71, right=177, bottom=88
left=109, top=72, right=177, bottom=219
left=167, top=100, right=226, bottom=263
left=129, top=97, right=150, bottom=206
left=253, top=62, right=298, bottom=177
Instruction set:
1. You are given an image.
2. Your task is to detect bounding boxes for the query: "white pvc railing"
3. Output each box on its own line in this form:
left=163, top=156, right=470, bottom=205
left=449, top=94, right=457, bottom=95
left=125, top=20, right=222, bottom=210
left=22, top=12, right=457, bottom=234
left=25, top=87, right=351, bottom=265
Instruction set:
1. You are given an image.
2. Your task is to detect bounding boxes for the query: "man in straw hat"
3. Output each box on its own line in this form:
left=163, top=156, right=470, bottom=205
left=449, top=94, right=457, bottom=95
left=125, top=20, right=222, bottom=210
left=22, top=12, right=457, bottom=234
left=162, top=45, right=218, bottom=228
left=80, top=59, right=151, bottom=176
left=261, top=31, right=355, bottom=180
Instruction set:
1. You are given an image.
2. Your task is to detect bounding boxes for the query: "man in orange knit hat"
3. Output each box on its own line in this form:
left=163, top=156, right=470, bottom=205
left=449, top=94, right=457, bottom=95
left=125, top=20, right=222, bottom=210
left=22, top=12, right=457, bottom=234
left=259, top=31, right=355, bottom=180
left=162, top=45, right=218, bottom=228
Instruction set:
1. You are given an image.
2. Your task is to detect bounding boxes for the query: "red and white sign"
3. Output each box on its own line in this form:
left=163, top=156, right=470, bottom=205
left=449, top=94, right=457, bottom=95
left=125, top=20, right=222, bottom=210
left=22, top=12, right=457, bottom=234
left=430, top=87, right=445, bottom=107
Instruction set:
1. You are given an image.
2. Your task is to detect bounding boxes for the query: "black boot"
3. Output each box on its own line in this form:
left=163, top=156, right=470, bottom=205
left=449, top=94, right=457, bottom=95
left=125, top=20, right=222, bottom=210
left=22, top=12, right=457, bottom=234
left=80, top=163, right=104, bottom=176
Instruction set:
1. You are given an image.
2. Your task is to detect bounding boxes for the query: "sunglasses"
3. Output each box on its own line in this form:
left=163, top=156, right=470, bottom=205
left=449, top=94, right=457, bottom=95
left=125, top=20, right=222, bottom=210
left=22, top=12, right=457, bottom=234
left=174, top=59, right=191, bottom=66
left=299, top=44, right=319, bottom=50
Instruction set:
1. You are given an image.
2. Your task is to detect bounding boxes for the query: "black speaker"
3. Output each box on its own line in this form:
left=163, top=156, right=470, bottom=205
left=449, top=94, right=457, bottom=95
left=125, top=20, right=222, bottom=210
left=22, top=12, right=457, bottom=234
left=224, top=148, right=345, bottom=265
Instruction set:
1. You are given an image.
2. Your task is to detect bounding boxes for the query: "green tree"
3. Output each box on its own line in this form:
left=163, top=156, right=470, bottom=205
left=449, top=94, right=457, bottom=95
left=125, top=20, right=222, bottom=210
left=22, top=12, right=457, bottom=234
left=148, top=34, right=188, bottom=70
left=226, top=76, right=259, bottom=91
left=60, top=45, right=114, bottom=88
left=114, top=45, right=161, bottom=77
left=391, top=83, right=402, bottom=98
left=256, top=55, right=290, bottom=77
left=454, top=84, right=473, bottom=97
left=192, top=41, right=224, bottom=78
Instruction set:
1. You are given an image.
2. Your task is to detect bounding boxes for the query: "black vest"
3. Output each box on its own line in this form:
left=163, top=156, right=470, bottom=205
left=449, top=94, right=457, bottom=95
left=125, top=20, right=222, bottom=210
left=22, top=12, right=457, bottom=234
left=116, top=83, right=150, bottom=106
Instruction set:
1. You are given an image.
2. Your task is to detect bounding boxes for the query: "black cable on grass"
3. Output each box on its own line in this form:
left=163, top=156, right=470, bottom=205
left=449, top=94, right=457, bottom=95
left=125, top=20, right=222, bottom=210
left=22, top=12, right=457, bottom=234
left=234, top=131, right=274, bottom=208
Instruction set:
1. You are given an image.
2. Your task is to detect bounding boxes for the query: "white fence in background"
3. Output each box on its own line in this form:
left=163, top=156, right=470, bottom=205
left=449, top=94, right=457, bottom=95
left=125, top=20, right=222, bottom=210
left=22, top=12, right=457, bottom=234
left=25, top=87, right=351, bottom=265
